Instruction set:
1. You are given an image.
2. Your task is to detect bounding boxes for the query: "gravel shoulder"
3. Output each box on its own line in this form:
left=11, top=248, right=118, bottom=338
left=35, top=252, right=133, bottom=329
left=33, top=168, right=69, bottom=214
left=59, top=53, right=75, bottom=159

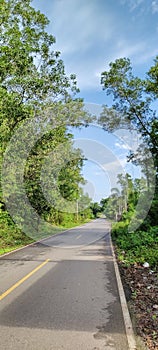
left=116, top=258, right=158, bottom=350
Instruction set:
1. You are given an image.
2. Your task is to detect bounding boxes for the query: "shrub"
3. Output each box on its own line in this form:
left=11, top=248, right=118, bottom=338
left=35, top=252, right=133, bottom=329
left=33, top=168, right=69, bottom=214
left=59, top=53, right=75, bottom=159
left=112, top=223, right=158, bottom=268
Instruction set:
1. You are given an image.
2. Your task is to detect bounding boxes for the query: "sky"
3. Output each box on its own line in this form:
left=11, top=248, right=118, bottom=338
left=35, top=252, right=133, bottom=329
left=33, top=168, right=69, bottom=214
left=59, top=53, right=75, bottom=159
left=32, top=0, right=158, bottom=101
left=32, top=0, right=157, bottom=202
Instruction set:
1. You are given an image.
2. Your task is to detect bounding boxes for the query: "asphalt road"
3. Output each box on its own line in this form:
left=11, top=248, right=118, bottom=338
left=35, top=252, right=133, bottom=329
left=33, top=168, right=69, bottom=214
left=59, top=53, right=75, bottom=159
left=0, top=219, right=129, bottom=350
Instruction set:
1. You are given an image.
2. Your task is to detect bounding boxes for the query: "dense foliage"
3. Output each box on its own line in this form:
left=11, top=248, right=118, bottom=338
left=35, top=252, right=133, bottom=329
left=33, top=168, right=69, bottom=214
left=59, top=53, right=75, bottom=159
left=99, top=57, right=158, bottom=268
left=0, top=0, right=93, bottom=252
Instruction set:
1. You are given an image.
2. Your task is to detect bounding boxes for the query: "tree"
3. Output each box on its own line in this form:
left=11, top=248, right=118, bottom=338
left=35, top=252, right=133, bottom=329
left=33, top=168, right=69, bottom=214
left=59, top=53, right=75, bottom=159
left=100, top=58, right=158, bottom=168
left=90, top=202, right=101, bottom=218
left=146, top=56, right=158, bottom=98
left=100, top=198, right=109, bottom=213
left=0, top=0, right=86, bottom=142
left=103, top=172, right=150, bottom=226
left=99, top=57, right=158, bottom=227
left=0, top=0, right=92, bottom=244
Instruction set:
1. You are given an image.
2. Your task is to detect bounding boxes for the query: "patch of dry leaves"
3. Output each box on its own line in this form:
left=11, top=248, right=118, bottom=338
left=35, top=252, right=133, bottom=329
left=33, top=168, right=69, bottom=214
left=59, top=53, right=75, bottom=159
left=118, top=263, right=158, bottom=350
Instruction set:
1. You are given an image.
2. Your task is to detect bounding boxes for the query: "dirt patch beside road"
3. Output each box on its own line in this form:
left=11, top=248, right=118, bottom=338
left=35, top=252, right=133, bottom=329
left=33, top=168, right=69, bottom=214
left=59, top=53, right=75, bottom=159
left=118, top=262, right=158, bottom=350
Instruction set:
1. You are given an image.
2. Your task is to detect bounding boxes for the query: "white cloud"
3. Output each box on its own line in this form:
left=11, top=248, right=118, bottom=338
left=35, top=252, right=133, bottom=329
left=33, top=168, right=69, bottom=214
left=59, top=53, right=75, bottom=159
left=114, top=129, right=141, bottom=153
left=115, top=142, right=131, bottom=150
left=63, top=39, right=148, bottom=90
left=120, top=0, right=145, bottom=12
left=152, top=0, right=158, bottom=13
left=115, top=40, right=145, bottom=58
left=45, top=0, right=118, bottom=89
left=103, top=159, right=125, bottom=172
left=63, top=57, right=103, bottom=90
left=129, top=0, right=144, bottom=11
left=133, top=47, right=158, bottom=64
left=50, top=0, right=114, bottom=55
left=94, top=169, right=107, bottom=176
left=33, top=0, right=158, bottom=91
left=121, top=0, right=158, bottom=14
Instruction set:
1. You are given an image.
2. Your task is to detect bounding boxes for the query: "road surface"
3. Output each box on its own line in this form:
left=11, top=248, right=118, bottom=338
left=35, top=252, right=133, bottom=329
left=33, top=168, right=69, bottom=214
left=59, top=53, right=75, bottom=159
left=0, top=219, right=130, bottom=350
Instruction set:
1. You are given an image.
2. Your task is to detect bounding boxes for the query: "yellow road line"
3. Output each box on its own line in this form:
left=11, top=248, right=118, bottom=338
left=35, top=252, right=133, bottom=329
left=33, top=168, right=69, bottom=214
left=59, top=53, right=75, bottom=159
left=0, top=259, right=50, bottom=301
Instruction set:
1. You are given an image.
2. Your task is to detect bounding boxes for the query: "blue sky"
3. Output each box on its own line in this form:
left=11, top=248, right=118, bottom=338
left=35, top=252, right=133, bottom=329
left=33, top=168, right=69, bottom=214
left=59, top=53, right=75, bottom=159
left=32, top=0, right=157, bottom=202
left=32, top=0, right=158, bottom=102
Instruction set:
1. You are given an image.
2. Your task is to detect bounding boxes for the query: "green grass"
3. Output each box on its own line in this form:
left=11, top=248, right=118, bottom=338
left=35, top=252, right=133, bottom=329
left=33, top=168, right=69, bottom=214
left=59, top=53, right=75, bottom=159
left=0, top=217, right=92, bottom=256
left=112, top=222, right=158, bottom=268
left=0, top=245, right=28, bottom=255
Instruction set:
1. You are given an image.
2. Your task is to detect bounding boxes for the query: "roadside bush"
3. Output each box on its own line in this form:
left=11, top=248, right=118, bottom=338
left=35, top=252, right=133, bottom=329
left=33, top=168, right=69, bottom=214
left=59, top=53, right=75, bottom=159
left=112, top=223, right=158, bottom=268
left=0, top=210, right=33, bottom=250
left=112, top=220, right=128, bottom=238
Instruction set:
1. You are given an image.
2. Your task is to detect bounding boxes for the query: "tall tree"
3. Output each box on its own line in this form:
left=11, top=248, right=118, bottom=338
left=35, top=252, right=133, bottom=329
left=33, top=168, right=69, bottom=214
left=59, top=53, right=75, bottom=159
left=99, top=58, right=158, bottom=227
left=0, top=0, right=86, bottom=141
left=0, top=0, right=92, bottom=241
left=99, top=58, right=158, bottom=168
